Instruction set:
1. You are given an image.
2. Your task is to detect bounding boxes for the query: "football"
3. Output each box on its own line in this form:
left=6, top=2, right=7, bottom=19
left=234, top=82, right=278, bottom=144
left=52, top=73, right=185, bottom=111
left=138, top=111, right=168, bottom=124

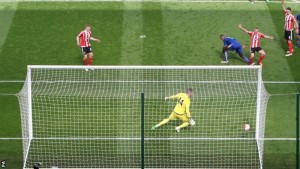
left=244, top=124, right=251, bottom=131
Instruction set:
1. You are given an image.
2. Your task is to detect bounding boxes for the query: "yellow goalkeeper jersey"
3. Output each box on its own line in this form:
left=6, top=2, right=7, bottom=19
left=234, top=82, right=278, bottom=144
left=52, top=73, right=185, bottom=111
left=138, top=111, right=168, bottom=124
left=169, top=93, right=191, bottom=118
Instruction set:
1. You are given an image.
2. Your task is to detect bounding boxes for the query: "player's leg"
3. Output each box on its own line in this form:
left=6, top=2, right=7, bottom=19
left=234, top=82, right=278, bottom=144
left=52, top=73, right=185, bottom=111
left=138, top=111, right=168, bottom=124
left=175, top=115, right=189, bottom=132
left=297, top=34, right=300, bottom=47
left=82, top=48, right=88, bottom=65
left=236, top=46, right=250, bottom=64
left=151, top=112, right=175, bottom=130
left=257, top=48, right=265, bottom=66
left=249, top=52, right=255, bottom=65
left=221, top=47, right=229, bottom=63
left=285, top=30, right=294, bottom=56
left=83, top=54, right=88, bottom=65
left=87, top=47, right=93, bottom=65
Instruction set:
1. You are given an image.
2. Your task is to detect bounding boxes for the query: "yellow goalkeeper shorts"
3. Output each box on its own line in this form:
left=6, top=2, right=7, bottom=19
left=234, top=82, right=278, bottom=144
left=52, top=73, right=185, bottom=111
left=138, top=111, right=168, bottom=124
left=168, top=112, right=189, bottom=122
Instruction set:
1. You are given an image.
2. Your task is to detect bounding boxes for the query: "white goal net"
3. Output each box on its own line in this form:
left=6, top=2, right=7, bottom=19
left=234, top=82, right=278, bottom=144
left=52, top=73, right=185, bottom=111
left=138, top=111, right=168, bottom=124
left=17, top=65, right=269, bottom=169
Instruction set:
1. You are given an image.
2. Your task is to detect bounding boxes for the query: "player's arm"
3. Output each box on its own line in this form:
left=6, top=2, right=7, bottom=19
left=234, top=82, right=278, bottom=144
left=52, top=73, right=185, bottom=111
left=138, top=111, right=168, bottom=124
left=165, top=94, right=179, bottom=101
left=262, top=33, right=274, bottom=40
left=281, top=0, right=286, bottom=11
left=294, top=19, right=299, bottom=34
left=238, top=24, right=249, bottom=33
left=222, top=39, right=230, bottom=49
left=264, top=35, right=274, bottom=40
left=185, top=101, right=191, bottom=119
left=90, top=37, right=101, bottom=43
left=76, top=33, right=81, bottom=46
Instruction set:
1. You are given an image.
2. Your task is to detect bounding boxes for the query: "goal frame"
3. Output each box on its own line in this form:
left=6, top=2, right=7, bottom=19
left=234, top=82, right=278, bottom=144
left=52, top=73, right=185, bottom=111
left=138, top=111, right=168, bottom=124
left=21, top=65, right=266, bottom=169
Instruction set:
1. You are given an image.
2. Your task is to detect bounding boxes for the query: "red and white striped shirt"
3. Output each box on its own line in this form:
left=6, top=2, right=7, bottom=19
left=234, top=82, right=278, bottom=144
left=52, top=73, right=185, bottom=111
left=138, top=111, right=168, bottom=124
left=78, top=30, right=92, bottom=47
left=284, top=10, right=295, bottom=31
left=247, top=31, right=265, bottom=48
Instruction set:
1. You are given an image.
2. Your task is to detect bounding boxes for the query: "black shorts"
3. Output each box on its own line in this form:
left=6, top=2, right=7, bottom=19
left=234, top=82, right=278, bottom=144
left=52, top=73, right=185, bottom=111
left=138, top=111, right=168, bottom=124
left=284, top=30, right=293, bottom=40
left=250, top=47, right=262, bottom=53
left=81, top=46, right=92, bottom=55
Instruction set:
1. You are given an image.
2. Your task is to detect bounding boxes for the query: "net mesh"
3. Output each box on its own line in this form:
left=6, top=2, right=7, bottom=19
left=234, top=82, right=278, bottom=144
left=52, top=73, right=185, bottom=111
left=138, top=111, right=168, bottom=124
left=17, top=66, right=269, bottom=169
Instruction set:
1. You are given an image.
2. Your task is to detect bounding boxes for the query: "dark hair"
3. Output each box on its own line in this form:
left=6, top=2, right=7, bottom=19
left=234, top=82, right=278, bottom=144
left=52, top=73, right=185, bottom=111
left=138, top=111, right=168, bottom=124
left=220, top=34, right=225, bottom=38
left=186, top=88, right=193, bottom=93
left=287, top=7, right=291, bottom=11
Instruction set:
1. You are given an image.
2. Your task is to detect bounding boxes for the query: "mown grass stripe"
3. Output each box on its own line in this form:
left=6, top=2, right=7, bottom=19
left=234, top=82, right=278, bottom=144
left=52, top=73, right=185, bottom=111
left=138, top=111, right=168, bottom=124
left=0, top=2, right=18, bottom=51
left=119, top=2, right=143, bottom=64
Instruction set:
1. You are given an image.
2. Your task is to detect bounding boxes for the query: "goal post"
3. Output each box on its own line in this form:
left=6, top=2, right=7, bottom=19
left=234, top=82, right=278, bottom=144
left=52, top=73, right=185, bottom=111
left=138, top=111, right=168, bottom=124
left=17, top=68, right=33, bottom=169
left=17, top=65, right=269, bottom=169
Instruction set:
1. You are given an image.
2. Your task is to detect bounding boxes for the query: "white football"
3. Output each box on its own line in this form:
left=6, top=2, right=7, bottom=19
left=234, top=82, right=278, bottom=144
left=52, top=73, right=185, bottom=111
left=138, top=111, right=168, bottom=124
left=244, top=124, right=250, bottom=131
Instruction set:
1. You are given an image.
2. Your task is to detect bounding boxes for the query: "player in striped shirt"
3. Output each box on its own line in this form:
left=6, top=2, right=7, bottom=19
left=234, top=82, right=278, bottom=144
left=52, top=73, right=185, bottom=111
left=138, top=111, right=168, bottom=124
left=76, top=25, right=100, bottom=68
left=282, top=0, right=299, bottom=56
left=238, top=24, right=273, bottom=66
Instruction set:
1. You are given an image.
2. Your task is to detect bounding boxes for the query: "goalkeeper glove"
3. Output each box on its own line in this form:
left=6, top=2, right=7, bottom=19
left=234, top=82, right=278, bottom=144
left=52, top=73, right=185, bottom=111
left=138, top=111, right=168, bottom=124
left=189, top=118, right=196, bottom=126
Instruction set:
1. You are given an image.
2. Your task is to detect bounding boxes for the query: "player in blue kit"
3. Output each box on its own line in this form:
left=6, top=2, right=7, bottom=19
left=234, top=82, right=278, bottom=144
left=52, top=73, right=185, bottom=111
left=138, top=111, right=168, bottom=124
left=296, top=14, right=300, bottom=47
left=220, top=34, right=250, bottom=64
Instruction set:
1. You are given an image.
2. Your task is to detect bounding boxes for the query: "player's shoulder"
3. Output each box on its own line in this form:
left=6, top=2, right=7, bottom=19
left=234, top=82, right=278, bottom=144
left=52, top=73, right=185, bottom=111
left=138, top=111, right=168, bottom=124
left=176, top=93, right=186, bottom=96
left=258, top=32, right=264, bottom=36
left=78, top=30, right=85, bottom=35
left=175, top=93, right=187, bottom=98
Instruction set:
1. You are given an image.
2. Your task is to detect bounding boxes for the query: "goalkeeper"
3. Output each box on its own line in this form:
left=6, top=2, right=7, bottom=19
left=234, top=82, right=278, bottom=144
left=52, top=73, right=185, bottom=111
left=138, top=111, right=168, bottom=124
left=151, top=88, right=195, bottom=132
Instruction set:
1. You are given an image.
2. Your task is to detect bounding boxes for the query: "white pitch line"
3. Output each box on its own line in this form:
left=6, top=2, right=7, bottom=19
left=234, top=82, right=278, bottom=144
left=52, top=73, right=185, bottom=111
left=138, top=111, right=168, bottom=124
left=0, top=0, right=298, bottom=3
left=1, top=80, right=300, bottom=84
left=0, top=80, right=24, bottom=83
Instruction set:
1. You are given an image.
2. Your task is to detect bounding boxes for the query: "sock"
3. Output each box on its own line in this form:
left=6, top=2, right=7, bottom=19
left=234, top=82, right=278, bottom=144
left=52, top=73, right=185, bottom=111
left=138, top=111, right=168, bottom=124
left=288, top=41, right=293, bottom=53
left=249, top=57, right=254, bottom=64
left=243, top=56, right=250, bottom=63
left=158, top=118, right=170, bottom=127
left=83, top=59, right=87, bottom=65
left=258, top=55, right=265, bottom=63
left=224, top=51, right=228, bottom=62
left=298, top=39, right=300, bottom=46
left=88, top=57, right=93, bottom=65
left=178, top=122, right=189, bottom=129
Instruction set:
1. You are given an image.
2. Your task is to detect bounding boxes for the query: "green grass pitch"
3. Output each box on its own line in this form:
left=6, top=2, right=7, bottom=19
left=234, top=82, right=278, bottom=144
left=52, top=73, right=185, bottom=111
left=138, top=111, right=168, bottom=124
left=0, top=0, right=300, bottom=168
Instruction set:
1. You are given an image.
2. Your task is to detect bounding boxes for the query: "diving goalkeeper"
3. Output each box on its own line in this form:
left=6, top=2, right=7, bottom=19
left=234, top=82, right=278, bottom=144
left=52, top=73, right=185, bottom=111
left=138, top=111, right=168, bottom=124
left=151, top=88, right=195, bottom=132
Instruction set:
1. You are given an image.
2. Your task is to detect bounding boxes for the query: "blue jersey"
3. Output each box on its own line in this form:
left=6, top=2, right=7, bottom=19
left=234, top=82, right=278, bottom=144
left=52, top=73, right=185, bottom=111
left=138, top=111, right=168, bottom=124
left=223, top=37, right=243, bottom=55
left=223, top=37, right=241, bottom=46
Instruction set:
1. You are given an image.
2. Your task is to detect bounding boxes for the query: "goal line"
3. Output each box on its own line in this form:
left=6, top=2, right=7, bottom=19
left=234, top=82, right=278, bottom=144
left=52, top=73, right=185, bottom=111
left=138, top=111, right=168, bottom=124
left=2, top=80, right=300, bottom=84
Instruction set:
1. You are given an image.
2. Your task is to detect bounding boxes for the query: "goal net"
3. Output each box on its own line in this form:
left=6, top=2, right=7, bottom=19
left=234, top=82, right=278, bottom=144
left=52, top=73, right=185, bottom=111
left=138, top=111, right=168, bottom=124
left=17, top=65, right=269, bottom=169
